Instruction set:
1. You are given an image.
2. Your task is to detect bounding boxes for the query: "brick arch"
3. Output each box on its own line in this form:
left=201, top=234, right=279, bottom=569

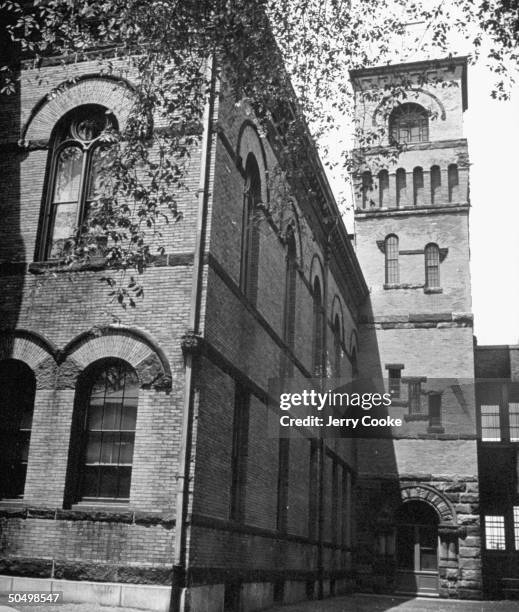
left=0, top=329, right=56, bottom=370
left=61, top=327, right=172, bottom=390
left=236, top=121, right=269, bottom=205
left=372, top=89, right=446, bottom=128
left=400, top=484, right=456, bottom=524
left=22, top=75, right=136, bottom=143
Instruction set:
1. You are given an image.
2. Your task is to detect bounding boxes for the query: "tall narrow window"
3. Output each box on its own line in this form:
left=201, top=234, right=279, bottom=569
left=361, top=170, right=373, bottom=208
left=510, top=403, right=519, bottom=442
left=387, top=365, right=403, bottom=398
left=389, top=103, right=429, bottom=144
left=0, top=360, right=35, bottom=500
left=385, top=235, right=399, bottom=284
left=351, top=347, right=358, bottom=378
left=430, top=165, right=441, bottom=205
left=396, top=168, right=407, bottom=207
left=448, top=164, right=459, bottom=202
left=277, top=438, right=289, bottom=532
left=230, top=384, right=250, bottom=521
left=308, top=439, right=318, bottom=539
left=484, top=516, right=505, bottom=550
left=481, top=405, right=501, bottom=442
left=282, top=229, right=297, bottom=378
left=312, top=277, right=324, bottom=377
left=428, top=393, right=442, bottom=430
left=424, top=244, right=440, bottom=289
left=76, top=360, right=138, bottom=501
left=514, top=507, right=519, bottom=550
left=378, top=170, right=389, bottom=208
left=40, top=105, right=116, bottom=260
left=240, top=154, right=262, bottom=305
left=413, top=167, right=424, bottom=206
left=333, top=314, right=342, bottom=378
left=408, top=380, right=422, bottom=414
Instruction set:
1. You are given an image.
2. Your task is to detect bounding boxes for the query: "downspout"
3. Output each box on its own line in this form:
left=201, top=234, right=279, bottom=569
left=171, top=55, right=216, bottom=612
left=317, top=243, right=330, bottom=600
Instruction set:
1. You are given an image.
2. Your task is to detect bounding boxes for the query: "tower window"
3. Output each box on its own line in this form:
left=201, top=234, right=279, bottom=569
left=448, top=164, right=459, bottom=202
left=378, top=170, right=389, bottom=208
left=396, top=168, right=407, bottom=207
left=240, top=154, right=262, bottom=305
left=385, top=235, right=399, bottom=284
left=0, top=360, right=36, bottom=500
left=361, top=170, right=373, bottom=208
left=39, top=104, right=116, bottom=260
left=430, top=165, right=441, bottom=205
left=389, top=103, right=429, bottom=144
left=424, top=243, right=440, bottom=289
left=413, top=167, right=424, bottom=206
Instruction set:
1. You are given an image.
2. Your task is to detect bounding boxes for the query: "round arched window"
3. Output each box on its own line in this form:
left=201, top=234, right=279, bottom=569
left=389, top=103, right=429, bottom=144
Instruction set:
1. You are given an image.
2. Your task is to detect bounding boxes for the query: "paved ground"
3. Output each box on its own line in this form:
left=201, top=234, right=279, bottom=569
left=269, top=593, right=519, bottom=612
left=1, top=593, right=519, bottom=612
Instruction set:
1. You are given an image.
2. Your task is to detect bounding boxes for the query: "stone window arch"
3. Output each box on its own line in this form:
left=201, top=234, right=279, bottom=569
left=240, top=153, right=262, bottom=305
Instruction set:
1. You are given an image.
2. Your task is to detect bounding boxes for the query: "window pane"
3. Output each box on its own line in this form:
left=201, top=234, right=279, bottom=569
left=509, top=403, right=519, bottom=442
left=53, top=146, right=82, bottom=203
left=87, top=147, right=113, bottom=200
left=485, top=515, right=505, bottom=550
left=481, top=405, right=501, bottom=441
left=514, top=507, right=519, bottom=550
left=50, top=202, right=79, bottom=256
left=79, top=361, right=138, bottom=501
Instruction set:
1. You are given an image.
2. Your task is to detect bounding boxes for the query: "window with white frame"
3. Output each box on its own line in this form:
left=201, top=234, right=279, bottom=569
left=509, top=403, right=519, bottom=442
left=481, top=405, right=501, bottom=442
left=514, top=507, right=519, bottom=550
left=484, top=515, right=505, bottom=550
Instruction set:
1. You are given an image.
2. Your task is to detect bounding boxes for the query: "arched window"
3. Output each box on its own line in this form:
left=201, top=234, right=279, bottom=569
left=389, top=103, right=429, bottom=144
left=448, top=164, right=459, bottom=202
left=361, top=170, right=373, bottom=208
left=385, top=235, right=399, bottom=284
left=378, top=170, right=389, bottom=208
left=396, top=168, right=407, bottom=207
left=333, top=314, right=342, bottom=378
left=240, top=154, right=262, bottom=305
left=73, top=359, right=138, bottom=502
left=425, top=244, right=440, bottom=289
left=39, top=104, right=116, bottom=260
left=0, top=360, right=35, bottom=499
left=413, top=167, right=424, bottom=206
left=282, top=228, right=297, bottom=378
left=430, top=165, right=441, bottom=205
left=312, top=277, right=324, bottom=377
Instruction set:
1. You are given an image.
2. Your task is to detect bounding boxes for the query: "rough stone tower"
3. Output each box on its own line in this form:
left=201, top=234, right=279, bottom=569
left=350, top=57, right=482, bottom=598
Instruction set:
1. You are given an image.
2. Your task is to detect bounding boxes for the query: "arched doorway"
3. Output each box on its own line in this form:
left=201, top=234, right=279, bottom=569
left=395, top=500, right=439, bottom=595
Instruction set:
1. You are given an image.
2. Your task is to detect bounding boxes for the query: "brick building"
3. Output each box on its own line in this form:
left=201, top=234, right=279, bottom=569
left=0, top=45, right=367, bottom=612
left=475, top=344, right=519, bottom=598
left=350, top=57, right=482, bottom=598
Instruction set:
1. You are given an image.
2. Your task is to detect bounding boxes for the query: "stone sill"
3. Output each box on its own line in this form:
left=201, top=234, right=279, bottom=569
left=384, top=283, right=424, bottom=290
left=424, top=287, right=443, bottom=294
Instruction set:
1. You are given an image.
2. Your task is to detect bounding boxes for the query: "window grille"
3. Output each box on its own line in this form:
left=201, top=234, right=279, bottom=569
left=389, top=103, right=429, bottom=144
left=485, top=515, right=506, bottom=550
left=510, top=403, right=519, bottom=441
left=425, top=244, right=440, bottom=288
left=385, top=235, right=399, bottom=284
left=481, top=405, right=501, bottom=442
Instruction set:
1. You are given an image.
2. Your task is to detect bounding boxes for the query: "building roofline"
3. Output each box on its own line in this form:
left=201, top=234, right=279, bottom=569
left=349, top=55, right=468, bottom=79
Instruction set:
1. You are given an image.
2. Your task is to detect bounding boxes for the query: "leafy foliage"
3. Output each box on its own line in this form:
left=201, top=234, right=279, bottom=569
left=0, top=0, right=517, bottom=305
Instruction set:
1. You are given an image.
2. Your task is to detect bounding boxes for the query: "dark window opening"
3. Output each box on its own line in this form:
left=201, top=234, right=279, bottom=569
left=333, top=313, right=342, bottom=378
left=396, top=168, right=407, bottom=207
left=413, top=166, right=424, bottom=206
left=240, top=154, right=262, bottom=305
left=388, top=368, right=402, bottom=398
left=277, top=438, right=289, bottom=532
left=282, top=229, right=297, bottom=378
left=230, top=384, right=250, bottom=521
left=361, top=170, right=373, bottom=208
left=428, top=394, right=442, bottom=430
left=448, top=164, right=459, bottom=203
left=378, top=169, right=389, bottom=207
left=0, top=360, right=36, bottom=500
left=312, top=277, right=324, bottom=377
left=430, top=165, right=441, bottom=205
